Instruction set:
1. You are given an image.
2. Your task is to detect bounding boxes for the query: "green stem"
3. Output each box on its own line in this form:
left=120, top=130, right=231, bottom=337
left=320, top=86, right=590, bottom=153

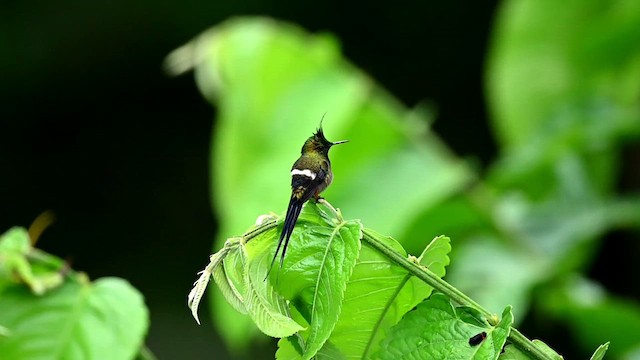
left=242, top=218, right=278, bottom=240
left=362, top=229, right=554, bottom=360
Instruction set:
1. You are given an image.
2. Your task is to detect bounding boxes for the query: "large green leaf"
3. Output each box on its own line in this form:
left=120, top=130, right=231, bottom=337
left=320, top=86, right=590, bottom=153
left=272, top=204, right=362, bottom=360
left=375, top=293, right=513, bottom=360
left=321, top=235, right=450, bottom=359
left=166, top=17, right=472, bottom=348
left=0, top=277, right=148, bottom=360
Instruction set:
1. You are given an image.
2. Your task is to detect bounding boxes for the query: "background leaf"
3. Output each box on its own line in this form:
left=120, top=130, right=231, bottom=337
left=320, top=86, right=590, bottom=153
left=539, top=276, right=640, bottom=359
left=0, top=277, right=148, bottom=360
left=486, top=0, right=640, bottom=153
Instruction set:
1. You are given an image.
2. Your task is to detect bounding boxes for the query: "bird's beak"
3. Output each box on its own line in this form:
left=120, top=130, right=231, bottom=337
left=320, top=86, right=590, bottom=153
left=332, top=140, right=349, bottom=145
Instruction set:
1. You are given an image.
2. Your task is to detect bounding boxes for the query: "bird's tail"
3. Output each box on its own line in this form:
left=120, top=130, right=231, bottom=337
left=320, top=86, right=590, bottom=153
left=265, top=196, right=304, bottom=282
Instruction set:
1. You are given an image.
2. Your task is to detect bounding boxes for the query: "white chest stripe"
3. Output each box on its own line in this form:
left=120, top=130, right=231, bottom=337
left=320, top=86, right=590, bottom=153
left=291, top=169, right=316, bottom=180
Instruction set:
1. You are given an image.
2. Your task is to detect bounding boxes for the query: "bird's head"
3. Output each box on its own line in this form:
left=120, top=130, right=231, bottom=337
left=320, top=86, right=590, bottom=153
left=301, top=126, right=348, bottom=156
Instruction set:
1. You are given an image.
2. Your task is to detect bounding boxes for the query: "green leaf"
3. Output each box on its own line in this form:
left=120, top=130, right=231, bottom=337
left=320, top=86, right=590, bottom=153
left=243, top=227, right=305, bottom=338
left=166, top=17, right=472, bottom=348
left=324, top=235, right=451, bottom=359
left=316, top=341, right=345, bottom=360
left=276, top=336, right=304, bottom=360
left=277, top=336, right=346, bottom=360
left=188, top=238, right=247, bottom=324
left=0, top=277, right=148, bottom=360
left=0, top=227, right=31, bottom=254
left=272, top=204, right=362, bottom=360
left=416, top=235, right=451, bottom=276
left=590, top=342, right=609, bottom=360
left=500, top=341, right=564, bottom=360
left=212, top=251, right=247, bottom=314
left=187, top=254, right=216, bottom=324
left=0, top=227, right=67, bottom=295
left=376, top=293, right=513, bottom=360
left=492, top=306, right=514, bottom=355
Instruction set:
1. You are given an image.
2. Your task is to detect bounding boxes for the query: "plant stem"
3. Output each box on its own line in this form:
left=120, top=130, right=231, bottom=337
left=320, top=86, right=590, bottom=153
left=362, top=229, right=554, bottom=360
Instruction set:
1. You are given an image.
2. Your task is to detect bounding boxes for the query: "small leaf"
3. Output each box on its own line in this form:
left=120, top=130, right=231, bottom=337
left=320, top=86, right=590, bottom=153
left=276, top=336, right=302, bottom=360
left=492, top=306, right=514, bottom=355
left=531, top=340, right=564, bottom=360
left=0, top=227, right=31, bottom=254
left=417, top=235, right=451, bottom=274
left=590, top=342, right=609, bottom=360
left=0, top=277, right=148, bottom=360
left=0, top=227, right=67, bottom=295
left=500, top=341, right=564, bottom=360
left=376, top=293, right=513, bottom=360
left=276, top=336, right=303, bottom=360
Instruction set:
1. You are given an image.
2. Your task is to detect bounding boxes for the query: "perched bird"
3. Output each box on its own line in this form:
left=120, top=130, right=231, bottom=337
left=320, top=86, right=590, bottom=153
left=266, top=124, right=348, bottom=280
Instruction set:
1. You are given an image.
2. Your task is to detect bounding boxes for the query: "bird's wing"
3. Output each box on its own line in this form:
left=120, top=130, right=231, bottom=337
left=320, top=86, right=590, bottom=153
left=264, top=160, right=328, bottom=281
left=290, top=159, right=328, bottom=202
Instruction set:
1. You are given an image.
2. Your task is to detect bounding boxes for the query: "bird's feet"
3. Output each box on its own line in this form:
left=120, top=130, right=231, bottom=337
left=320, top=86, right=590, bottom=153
left=317, top=198, right=343, bottom=222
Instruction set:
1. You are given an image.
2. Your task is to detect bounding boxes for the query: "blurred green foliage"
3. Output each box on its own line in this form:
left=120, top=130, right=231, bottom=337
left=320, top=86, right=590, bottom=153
left=0, top=228, right=150, bottom=360
left=171, top=0, right=640, bottom=357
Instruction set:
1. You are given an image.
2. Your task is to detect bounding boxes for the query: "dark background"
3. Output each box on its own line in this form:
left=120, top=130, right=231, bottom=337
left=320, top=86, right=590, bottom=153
left=3, top=1, right=635, bottom=358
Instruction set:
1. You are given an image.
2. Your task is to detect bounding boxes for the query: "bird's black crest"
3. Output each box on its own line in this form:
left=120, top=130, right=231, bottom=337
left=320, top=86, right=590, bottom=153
left=313, top=127, right=333, bottom=147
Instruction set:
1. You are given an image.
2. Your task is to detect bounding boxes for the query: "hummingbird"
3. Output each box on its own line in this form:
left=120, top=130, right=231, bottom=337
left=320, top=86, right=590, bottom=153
left=266, top=124, right=348, bottom=280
